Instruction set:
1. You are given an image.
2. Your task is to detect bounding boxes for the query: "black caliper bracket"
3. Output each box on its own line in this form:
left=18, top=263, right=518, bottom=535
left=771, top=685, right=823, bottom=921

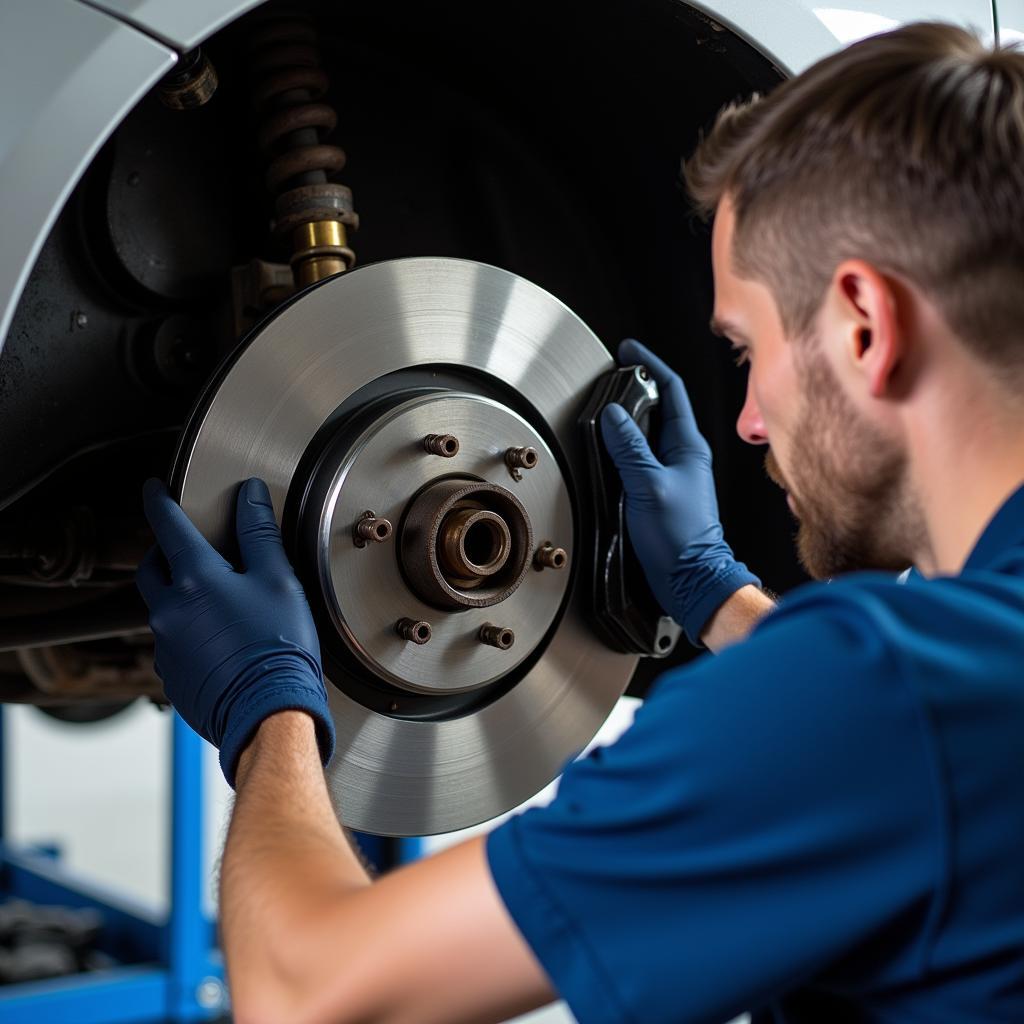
left=578, top=365, right=683, bottom=658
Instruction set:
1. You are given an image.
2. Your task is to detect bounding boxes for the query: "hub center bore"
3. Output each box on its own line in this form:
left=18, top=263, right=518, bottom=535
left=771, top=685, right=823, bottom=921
left=401, top=479, right=534, bottom=610
left=440, top=507, right=512, bottom=586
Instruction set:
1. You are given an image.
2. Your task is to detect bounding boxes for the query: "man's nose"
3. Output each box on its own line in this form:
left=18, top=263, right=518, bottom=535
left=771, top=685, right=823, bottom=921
left=736, top=383, right=768, bottom=445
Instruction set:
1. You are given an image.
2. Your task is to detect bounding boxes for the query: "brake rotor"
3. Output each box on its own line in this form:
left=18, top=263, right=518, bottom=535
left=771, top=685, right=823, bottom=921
left=171, top=257, right=637, bottom=835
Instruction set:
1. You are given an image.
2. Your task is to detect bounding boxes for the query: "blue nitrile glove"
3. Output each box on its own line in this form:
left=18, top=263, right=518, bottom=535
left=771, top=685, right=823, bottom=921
left=600, top=338, right=760, bottom=646
left=136, top=478, right=334, bottom=787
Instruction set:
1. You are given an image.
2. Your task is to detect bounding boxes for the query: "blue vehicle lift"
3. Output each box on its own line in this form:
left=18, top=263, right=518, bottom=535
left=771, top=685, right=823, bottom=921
left=0, top=705, right=419, bottom=1022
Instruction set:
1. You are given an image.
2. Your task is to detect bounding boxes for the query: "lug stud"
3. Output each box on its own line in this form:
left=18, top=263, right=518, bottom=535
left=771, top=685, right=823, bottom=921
left=423, top=434, right=460, bottom=458
left=354, top=511, right=393, bottom=547
left=396, top=618, right=432, bottom=645
left=505, top=446, right=539, bottom=481
left=479, top=623, right=515, bottom=650
left=534, top=543, right=568, bottom=570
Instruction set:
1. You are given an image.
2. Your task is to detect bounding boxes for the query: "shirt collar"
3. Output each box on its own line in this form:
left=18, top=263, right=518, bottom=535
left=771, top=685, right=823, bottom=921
left=962, top=481, right=1024, bottom=572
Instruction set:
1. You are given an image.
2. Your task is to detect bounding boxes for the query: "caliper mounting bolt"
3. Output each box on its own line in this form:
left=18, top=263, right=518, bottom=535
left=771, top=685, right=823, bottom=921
left=396, top=618, right=432, bottom=645
left=423, top=434, right=460, bottom=458
left=353, top=511, right=393, bottom=547
left=479, top=623, right=515, bottom=650
left=505, top=446, right=539, bottom=481
left=534, top=543, right=568, bottom=570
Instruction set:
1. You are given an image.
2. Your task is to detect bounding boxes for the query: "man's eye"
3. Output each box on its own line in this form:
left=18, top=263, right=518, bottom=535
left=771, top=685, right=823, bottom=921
left=731, top=345, right=750, bottom=368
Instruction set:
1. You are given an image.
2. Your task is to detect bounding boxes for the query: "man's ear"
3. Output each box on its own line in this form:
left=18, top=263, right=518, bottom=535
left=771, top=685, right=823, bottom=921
left=829, top=259, right=902, bottom=400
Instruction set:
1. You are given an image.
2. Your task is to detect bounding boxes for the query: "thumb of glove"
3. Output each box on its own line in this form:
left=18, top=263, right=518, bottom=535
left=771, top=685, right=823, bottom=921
left=236, top=478, right=293, bottom=577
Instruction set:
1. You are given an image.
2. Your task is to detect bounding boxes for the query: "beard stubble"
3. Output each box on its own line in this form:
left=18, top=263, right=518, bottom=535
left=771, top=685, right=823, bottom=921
left=764, top=350, right=923, bottom=579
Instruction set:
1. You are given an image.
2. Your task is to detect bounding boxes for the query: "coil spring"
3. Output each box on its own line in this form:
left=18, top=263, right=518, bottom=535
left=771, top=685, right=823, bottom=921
left=248, top=15, right=357, bottom=285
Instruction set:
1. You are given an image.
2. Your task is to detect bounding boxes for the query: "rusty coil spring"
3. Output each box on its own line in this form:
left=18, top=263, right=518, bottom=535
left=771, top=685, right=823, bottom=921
left=248, top=16, right=357, bottom=283
left=249, top=18, right=345, bottom=192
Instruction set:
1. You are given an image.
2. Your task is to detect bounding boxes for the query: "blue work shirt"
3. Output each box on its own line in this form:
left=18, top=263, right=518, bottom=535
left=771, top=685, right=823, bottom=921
left=487, top=483, right=1024, bottom=1023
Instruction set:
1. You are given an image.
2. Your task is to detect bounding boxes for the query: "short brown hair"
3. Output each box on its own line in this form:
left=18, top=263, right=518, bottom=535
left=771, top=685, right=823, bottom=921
left=685, top=22, right=1024, bottom=375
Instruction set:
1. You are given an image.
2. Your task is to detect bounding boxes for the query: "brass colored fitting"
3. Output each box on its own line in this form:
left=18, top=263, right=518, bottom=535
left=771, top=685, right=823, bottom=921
left=291, top=220, right=354, bottom=288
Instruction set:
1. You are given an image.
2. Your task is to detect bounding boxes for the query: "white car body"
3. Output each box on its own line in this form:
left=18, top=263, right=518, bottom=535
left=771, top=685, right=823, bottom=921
left=0, top=0, right=998, bottom=353
left=999, top=0, right=1024, bottom=41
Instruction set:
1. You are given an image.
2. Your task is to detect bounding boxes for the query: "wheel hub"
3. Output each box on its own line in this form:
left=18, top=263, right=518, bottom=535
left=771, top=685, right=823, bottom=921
left=297, top=391, right=571, bottom=696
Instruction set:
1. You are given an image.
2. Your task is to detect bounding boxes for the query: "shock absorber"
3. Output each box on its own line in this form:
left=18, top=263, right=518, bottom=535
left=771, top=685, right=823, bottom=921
left=248, top=14, right=358, bottom=288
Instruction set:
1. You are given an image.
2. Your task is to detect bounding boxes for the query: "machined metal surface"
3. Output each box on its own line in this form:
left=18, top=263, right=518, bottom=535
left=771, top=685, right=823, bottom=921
left=173, top=257, right=637, bottom=835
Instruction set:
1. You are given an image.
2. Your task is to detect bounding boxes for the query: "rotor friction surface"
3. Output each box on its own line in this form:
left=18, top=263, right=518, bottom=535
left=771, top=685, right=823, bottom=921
left=173, top=258, right=637, bottom=835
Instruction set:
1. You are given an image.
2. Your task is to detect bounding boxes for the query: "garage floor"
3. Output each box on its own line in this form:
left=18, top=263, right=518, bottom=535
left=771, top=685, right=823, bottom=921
left=5, top=700, right=647, bottom=1022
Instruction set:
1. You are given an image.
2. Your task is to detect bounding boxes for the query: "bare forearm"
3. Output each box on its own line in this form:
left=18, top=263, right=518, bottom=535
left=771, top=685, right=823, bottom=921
left=221, top=711, right=369, bottom=1015
left=699, top=584, right=776, bottom=652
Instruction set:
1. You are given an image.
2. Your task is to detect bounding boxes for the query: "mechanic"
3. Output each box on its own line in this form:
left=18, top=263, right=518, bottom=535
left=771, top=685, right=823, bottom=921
left=136, top=22, right=1024, bottom=1024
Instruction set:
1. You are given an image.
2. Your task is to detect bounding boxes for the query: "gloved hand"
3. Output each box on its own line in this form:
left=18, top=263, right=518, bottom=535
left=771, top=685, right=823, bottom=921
left=136, top=477, right=334, bottom=787
left=601, top=339, right=760, bottom=646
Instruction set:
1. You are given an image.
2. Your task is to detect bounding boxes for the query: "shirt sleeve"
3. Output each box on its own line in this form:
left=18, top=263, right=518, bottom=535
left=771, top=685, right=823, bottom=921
left=486, top=582, right=944, bottom=1024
